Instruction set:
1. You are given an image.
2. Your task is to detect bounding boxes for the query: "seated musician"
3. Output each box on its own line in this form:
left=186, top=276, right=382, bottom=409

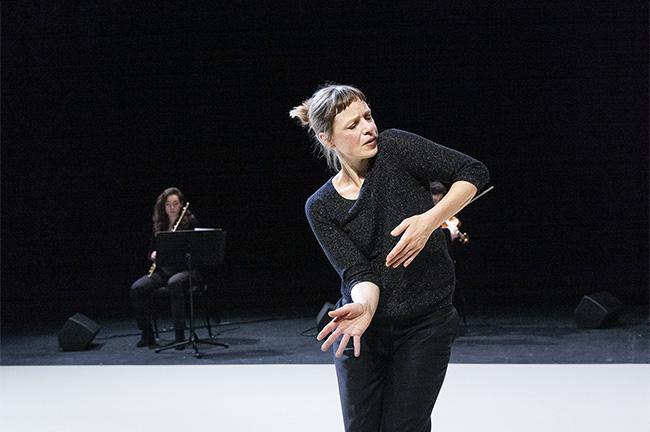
left=129, top=187, right=199, bottom=348
left=430, top=181, right=463, bottom=244
left=431, top=181, right=470, bottom=323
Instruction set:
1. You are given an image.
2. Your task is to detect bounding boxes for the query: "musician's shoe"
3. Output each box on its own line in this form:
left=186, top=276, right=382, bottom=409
left=136, top=329, right=156, bottom=348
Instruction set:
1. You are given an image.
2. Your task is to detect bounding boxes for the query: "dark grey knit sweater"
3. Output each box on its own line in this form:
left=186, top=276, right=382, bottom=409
left=305, top=129, right=489, bottom=321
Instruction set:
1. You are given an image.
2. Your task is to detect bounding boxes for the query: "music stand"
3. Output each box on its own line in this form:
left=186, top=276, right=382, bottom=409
left=153, top=228, right=228, bottom=357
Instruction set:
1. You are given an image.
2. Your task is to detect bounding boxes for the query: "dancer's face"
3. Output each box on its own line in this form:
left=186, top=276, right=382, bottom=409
left=320, top=99, right=378, bottom=165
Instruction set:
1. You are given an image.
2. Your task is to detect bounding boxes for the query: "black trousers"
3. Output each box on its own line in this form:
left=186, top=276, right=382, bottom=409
left=333, top=304, right=460, bottom=432
left=129, top=270, right=200, bottom=334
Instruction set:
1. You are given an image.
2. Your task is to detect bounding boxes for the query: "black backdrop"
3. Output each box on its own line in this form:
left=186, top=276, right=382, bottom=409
left=2, top=2, right=648, bottom=323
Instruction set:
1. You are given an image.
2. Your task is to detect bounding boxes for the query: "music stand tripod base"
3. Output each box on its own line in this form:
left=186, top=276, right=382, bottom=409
left=155, top=332, right=228, bottom=358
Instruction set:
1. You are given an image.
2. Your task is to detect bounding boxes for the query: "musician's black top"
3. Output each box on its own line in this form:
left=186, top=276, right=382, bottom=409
left=305, top=129, right=489, bottom=321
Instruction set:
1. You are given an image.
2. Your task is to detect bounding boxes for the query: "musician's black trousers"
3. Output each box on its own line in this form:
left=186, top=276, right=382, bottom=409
left=129, top=270, right=199, bottom=335
left=333, top=304, right=460, bottom=432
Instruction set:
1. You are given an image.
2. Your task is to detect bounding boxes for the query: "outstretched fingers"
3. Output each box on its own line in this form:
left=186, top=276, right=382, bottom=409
left=335, top=334, right=350, bottom=358
left=353, top=335, right=361, bottom=357
left=315, top=303, right=369, bottom=357
left=316, top=318, right=338, bottom=341
left=320, top=327, right=341, bottom=352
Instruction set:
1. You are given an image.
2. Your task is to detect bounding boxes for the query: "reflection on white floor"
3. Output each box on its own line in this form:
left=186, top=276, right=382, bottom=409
left=1, top=364, right=648, bottom=432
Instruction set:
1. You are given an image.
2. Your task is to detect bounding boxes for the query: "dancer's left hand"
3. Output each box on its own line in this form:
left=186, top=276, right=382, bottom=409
left=386, top=213, right=437, bottom=268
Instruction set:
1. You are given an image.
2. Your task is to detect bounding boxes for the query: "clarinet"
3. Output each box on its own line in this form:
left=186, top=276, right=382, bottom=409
left=147, top=202, right=190, bottom=277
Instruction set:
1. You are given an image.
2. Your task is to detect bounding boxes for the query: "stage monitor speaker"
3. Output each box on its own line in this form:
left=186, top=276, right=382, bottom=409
left=574, top=292, right=623, bottom=329
left=58, top=313, right=101, bottom=351
left=316, top=302, right=336, bottom=332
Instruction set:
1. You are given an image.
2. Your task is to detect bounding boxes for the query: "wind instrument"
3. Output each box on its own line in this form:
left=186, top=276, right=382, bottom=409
left=147, top=201, right=190, bottom=277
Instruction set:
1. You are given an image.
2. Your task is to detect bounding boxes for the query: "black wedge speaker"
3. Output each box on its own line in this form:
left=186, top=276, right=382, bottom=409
left=574, top=292, right=623, bottom=329
left=316, top=302, right=336, bottom=332
left=58, top=313, right=101, bottom=351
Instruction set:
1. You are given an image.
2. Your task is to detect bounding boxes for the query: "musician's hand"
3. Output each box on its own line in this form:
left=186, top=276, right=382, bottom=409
left=386, top=213, right=438, bottom=268
left=445, top=218, right=461, bottom=241
left=317, top=303, right=373, bottom=358
left=150, top=251, right=157, bottom=262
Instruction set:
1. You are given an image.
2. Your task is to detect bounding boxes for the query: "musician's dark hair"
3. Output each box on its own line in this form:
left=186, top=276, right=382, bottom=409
left=429, top=181, right=448, bottom=196
left=152, top=187, right=186, bottom=233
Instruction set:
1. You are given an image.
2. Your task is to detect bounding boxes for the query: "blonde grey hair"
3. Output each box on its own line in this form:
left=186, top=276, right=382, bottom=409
left=290, top=84, right=367, bottom=171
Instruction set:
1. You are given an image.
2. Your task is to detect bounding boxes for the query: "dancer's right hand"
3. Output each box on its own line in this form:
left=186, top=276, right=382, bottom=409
left=317, top=302, right=374, bottom=358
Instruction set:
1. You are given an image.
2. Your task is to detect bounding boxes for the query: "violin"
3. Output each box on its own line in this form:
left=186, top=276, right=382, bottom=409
left=441, top=216, right=470, bottom=245
left=433, top=184, right=493, bottom=247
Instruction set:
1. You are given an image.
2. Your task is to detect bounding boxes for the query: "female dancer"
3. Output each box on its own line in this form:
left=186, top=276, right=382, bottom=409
left=291, top=84, right=489, bottom=431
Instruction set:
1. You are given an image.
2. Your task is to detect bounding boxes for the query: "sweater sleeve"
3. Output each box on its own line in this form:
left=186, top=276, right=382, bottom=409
left=305, top=195, right=380, bottom=297
left=384, top=129, right=490, bottom=190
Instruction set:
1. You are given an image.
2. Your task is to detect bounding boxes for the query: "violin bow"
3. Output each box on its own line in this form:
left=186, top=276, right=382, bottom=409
left=468, top=185, right=494, bottom=205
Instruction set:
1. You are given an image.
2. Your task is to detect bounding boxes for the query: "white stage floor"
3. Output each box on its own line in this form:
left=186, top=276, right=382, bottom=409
left=1, top=364, right=648, bottom=431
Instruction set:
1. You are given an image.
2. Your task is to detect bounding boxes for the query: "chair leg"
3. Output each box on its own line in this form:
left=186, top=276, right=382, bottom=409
left=152, top=316, right=159, bottom=339
left=203, top=297, right=213, bottom=338
left=206, top=315, right=212, bottom=338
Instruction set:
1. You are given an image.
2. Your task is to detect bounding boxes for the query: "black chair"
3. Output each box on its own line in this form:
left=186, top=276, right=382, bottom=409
left=151, top=283, right=214, bottom=340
